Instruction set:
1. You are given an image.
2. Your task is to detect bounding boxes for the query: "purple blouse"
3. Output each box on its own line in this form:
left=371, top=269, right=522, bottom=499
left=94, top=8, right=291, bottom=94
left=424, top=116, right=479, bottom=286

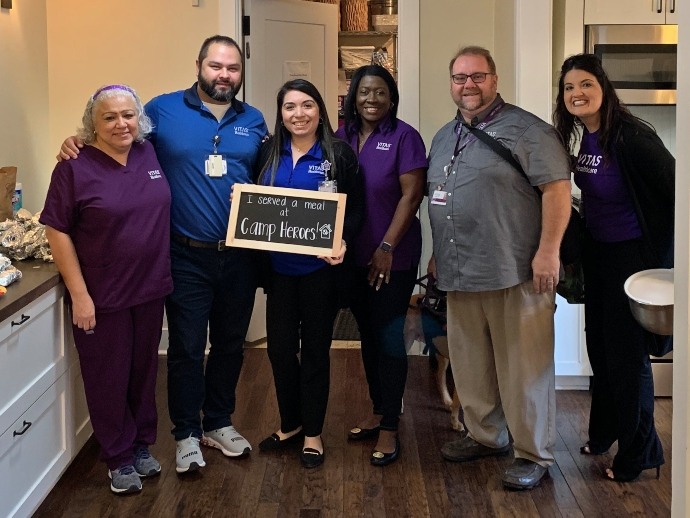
left=40, top=141, right=173, bottom=311
left=575, top=130, right=642, bottom=242
left=336, top=116, right=428, bottom=270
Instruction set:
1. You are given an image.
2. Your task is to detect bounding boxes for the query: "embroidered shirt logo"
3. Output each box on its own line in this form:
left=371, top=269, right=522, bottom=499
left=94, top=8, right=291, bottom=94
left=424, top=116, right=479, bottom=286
left=235, top=127, right=250, bottom=136
left=376, top=142, right=392, bottom=151
left=308, top=164, right=325, bottom=175
left=148, top=169, right=162, bottom=179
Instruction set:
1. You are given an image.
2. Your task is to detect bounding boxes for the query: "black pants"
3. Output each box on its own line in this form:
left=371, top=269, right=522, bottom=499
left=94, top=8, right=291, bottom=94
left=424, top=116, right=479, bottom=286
left=350, top=266, right=418, bottom=431
left=266, top=266, right=339, bottom=437
left=583, top=234, right=664, bottom=473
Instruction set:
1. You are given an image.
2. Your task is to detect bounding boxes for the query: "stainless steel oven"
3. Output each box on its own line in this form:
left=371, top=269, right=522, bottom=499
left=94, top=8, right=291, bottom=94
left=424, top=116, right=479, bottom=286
left=586, top=24, right=677, bottom=105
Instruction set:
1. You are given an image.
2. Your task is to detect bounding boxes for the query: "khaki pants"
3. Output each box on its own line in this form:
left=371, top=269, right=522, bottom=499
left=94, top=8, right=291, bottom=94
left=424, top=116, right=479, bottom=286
left=446, top=281, right=556, bottom=466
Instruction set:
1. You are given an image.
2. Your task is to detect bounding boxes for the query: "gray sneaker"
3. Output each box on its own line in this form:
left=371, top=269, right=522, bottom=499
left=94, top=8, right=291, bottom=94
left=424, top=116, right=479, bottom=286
left=134, top=447, right=161, bottom=477
left=176, top=435, right=206, bottom=473
left=108, top=465, right=142, bottom=494
left=201, top=426, right=252, bottom=457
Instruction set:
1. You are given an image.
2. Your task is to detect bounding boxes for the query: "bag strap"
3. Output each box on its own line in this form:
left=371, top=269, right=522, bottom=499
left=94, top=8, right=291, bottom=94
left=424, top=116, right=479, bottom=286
left=462, top=123, right=541, bottom=197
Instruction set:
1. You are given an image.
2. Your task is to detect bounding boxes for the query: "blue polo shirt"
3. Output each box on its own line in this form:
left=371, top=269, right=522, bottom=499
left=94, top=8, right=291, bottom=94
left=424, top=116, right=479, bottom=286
left=262, top=140, right=330, bottom=276
left=145, top=84, right=268, bottom=242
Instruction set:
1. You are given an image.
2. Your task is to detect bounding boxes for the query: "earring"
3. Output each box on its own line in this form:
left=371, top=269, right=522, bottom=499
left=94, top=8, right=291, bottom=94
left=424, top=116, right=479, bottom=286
left=390, top=102, right=395, bottom=108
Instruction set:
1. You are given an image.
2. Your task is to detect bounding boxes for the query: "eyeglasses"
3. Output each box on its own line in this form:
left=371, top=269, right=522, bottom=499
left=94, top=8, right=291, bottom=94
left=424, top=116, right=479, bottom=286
left=450, top=72, right=493, bottom=85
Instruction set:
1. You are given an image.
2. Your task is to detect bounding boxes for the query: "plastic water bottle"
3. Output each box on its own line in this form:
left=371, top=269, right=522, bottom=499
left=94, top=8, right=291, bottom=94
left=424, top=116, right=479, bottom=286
left=12, top=183, right=22, bottom=216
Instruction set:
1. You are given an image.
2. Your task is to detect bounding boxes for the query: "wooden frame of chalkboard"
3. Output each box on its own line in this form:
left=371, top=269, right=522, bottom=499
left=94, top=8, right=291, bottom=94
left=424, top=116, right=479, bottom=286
left=226, top=184, right=347, bottom=256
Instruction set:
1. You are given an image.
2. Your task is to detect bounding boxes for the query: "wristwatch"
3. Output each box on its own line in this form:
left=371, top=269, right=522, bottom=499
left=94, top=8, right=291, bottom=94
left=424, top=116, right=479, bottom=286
left=379, top=241, right=393, bottom=253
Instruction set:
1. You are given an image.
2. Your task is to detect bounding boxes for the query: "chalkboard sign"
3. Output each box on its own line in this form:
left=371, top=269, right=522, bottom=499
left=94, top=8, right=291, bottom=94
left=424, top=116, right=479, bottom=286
left=226, top=184, right=347, bottom=256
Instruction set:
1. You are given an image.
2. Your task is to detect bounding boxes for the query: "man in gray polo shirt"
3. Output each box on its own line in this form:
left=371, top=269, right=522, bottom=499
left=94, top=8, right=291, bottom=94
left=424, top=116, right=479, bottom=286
left=427, top=46, right=571, bottom=490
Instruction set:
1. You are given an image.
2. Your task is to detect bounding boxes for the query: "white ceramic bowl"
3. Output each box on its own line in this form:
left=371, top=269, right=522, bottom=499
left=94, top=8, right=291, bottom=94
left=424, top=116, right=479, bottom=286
left=624, top=268, right=674, bottom=336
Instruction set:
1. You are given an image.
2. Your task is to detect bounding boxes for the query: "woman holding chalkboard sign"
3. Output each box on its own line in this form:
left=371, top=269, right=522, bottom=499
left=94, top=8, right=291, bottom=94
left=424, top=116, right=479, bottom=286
left=253, top=79, right=364, bottom=468
left=336, top=65, right=428, bottom=466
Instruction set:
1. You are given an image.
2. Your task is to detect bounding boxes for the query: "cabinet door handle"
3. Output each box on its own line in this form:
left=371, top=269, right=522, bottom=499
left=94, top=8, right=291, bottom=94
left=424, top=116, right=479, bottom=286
left=13, top=420, right=32, bottom=436
left=656, top=0, right=663, bottom=13
left=669, top=0, right=675, bottom=13
left=11, top=314, right=30, bottom=327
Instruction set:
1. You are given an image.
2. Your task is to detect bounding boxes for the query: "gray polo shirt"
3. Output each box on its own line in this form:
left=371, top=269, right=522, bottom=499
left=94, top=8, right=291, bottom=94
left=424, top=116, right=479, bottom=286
left=427, top=95, right=570, bottom=292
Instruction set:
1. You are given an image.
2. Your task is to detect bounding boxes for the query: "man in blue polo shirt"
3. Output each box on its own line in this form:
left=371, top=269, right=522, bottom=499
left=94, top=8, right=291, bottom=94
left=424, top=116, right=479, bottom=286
left=60, top=35, right=269, bottom=474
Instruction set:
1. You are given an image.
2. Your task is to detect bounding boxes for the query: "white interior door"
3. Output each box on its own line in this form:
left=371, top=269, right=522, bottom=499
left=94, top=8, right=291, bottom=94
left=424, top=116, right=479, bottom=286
left=241, top=0, right=337, bottom=342
left=243, top=0, right=338, bottom=130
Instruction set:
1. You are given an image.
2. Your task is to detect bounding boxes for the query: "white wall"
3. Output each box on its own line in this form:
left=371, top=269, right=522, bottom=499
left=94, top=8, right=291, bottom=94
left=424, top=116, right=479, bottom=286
left=0, top=2, right=50, bottom=214
left=417, top=2, right=496, bottom=276
left=45, top=0, right=224, bottom=173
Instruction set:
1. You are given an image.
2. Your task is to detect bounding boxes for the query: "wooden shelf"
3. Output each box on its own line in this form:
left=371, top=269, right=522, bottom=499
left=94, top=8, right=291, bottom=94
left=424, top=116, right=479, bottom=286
left=338, top=30, right=397, bottom=37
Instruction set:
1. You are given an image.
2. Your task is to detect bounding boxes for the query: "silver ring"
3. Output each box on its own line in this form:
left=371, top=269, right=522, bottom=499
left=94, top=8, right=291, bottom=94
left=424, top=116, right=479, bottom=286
left=379, top=273, right=385, bottom=278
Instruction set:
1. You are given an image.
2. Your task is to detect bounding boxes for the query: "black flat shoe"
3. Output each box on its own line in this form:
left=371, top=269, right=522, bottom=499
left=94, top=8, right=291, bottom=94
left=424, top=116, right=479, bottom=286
left=370, top=437, right=400, bottom=467
left=348, top=425, right=380, bottom=441
left=258, top=430, right=304, bottom=452
left=301, top=447, right=324, bottom=468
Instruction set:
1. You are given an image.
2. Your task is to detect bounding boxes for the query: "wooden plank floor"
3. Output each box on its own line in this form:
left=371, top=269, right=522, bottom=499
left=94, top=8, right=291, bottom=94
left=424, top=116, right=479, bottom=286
left=35, top=348, right=672, bottom=517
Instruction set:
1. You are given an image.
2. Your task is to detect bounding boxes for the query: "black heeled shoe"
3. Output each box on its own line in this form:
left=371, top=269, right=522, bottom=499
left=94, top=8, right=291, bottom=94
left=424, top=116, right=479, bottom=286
left=348, top=425, right=380, bottom=441
left=604, top=465, right=661, bottom=482
left=301, top=447, right=324, bottom=468
left=370, top=437, right=400, bottom=467
left=579, top=442, right=609, bottom=455
left=258, top=430, right=304, bottom=451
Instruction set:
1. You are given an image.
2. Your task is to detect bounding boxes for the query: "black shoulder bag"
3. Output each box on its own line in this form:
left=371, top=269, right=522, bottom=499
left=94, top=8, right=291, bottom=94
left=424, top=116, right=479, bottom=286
left=462, top=123, right=584, bottom=303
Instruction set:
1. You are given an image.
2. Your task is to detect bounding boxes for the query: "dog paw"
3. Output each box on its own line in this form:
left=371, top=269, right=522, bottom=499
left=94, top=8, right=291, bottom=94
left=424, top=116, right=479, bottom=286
left=451, top=418, right=465, bottom=433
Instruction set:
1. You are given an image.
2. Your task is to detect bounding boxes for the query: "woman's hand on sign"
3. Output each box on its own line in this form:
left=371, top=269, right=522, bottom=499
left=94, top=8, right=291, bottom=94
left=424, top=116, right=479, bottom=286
left=319, top=239, right=346, bottom=265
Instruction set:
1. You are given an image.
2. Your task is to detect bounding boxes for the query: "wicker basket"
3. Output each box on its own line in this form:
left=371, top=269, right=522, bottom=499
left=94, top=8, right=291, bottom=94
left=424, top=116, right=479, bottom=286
left=341, top=0, right=368, bottom=32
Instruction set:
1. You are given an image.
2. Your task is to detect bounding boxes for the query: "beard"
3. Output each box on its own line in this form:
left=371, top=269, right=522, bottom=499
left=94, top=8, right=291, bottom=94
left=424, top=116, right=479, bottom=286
left=456, top=90, right=486, bottom=113
left=198, top=73, right=238, bottom=103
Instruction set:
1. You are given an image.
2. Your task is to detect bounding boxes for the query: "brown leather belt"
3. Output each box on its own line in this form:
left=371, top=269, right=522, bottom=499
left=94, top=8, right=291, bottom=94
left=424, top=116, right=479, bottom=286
left=172, top=233, right=228, bottom=251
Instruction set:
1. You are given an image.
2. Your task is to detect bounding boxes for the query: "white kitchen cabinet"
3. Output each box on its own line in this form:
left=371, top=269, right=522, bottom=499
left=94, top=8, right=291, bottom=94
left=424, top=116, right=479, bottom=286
left=554, top=297, right=591, bottom=389
left=0, top=284, right=91, bottom=518
left=585, top=0, right=677, bottom=25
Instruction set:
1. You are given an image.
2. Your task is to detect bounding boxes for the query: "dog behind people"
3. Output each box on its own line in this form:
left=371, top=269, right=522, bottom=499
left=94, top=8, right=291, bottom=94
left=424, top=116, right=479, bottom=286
left=405, top=279, right=464, bottom=433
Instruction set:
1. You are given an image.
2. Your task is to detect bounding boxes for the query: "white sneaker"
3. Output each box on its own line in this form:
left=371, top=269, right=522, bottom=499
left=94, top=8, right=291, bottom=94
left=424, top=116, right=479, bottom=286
left=176, top=435, right=206, bottom=473
left=201, top=426, right=252, bottom=457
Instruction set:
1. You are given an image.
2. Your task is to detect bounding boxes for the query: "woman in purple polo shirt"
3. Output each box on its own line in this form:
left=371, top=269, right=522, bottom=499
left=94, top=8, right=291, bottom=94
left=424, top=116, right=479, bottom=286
left=336, top=65, right=427, bottom=466
left=40, top=85, right=172, bottom=494
left=554, top=54, right=674, bottom=482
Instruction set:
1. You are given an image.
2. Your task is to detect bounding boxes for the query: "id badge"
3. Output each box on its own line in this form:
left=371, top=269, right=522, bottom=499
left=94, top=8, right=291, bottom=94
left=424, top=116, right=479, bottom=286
left=431, top=189, right=448, bottom=206
left=318, top=180, right=337, bottom=193
left=205, top=154, right=227, bottom=177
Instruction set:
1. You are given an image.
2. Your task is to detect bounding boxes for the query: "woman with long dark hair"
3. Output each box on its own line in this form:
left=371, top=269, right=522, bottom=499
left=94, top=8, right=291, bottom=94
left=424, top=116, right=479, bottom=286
left=254, top=79, right=364, bottom=468
left=336, top=65, right=427, bottom=466
left=554, top=54, right=674, bottom=482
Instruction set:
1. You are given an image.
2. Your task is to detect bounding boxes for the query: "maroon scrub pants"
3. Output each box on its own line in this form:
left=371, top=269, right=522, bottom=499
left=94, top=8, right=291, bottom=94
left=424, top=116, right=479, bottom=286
left=73, top=297, right=165, bottom=470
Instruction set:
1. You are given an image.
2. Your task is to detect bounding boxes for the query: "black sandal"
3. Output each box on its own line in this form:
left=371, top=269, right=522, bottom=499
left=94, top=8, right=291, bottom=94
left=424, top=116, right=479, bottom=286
left=605, top=465, right=661, bottom=482
left=579, top=442, right=609, bottom=455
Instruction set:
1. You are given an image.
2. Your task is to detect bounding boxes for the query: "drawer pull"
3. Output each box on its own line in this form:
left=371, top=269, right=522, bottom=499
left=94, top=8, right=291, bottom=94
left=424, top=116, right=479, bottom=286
left=11, top=314, right=30, bottom=327
left=13, top=420, right=32, bottom=436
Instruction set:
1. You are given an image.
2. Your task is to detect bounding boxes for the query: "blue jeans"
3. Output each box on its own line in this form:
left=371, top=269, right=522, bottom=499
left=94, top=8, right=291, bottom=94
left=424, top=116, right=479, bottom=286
left=166, top=240, right=257, bottom=440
